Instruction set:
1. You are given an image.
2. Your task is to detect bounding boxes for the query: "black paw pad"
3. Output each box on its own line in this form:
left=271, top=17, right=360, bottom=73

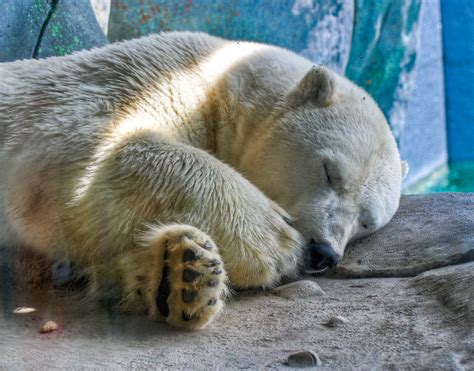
left=182, top=289, right=197, bottom=303
left=201, top=241, right=213, bottom=250
left=182, top=249, right=198, bottom=262
left=208, top=298, right=217, bottom=306
left=156, top=262, right=171, bottom=317
left=183, top=268, right=201, bottom=282
left=207, top=279, right=219, bottom=287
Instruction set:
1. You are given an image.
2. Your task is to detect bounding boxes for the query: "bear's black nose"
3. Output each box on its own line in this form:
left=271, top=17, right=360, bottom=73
left=309, top=240, right=340, bottom=271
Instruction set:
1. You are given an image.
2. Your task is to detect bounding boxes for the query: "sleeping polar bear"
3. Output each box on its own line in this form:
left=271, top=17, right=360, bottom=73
left=0, top=32, right=408, bottom=330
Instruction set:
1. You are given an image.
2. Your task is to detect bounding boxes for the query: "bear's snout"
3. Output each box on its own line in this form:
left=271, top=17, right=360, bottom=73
left=309, top=240, right=340, bottom=271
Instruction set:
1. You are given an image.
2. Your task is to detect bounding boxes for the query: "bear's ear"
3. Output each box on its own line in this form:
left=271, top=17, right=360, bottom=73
left=287, top=66, right=335, bottom=108
left=401, top=160, right=409, bottom=180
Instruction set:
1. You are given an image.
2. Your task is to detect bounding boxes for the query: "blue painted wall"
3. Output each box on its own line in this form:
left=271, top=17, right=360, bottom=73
left=0, top=0, right=52, bottom=61
left=345, top=0, right=421, bottom=142
left=440, top=0, right=474, bottom=161
left=0, top=0, right=107, bottom=62
left=399, top=0, right=447, bottom=186
left=109, top=0, right=354, bottom=74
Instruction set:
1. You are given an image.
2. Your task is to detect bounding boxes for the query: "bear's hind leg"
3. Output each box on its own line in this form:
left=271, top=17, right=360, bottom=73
left=92, top=225, right=227, bottom=330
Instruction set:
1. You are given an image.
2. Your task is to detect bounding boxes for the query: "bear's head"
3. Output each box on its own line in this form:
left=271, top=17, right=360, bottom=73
left=240, top=66, right=409, bottom=271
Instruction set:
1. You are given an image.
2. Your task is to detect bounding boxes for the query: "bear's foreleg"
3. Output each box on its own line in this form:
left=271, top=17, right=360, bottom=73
left=71, top=131, right=302, bottom=328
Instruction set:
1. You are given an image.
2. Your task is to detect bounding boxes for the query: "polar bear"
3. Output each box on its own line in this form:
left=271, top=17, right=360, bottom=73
left=0, top=32, right=408, bottom=330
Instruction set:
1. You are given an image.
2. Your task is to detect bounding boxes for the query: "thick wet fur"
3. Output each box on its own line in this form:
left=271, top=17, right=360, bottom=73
left=0, top=32, right=406, bottom=329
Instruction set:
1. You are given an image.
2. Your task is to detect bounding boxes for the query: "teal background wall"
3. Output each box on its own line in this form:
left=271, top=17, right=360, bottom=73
left=400, top=0, right=447, bottom=185
left=0, top=0, right=107, bottom=61
left=109, top=0, right=355, bottom=75
left=345, top=0, right=421, bottom=141
left=440, top=0, right=474, bottom=162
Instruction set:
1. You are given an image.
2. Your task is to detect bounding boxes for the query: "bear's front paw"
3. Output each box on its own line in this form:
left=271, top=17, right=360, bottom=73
left=216, top=198, right=303, bottom=290
left=149, top=226, right=228, bottom=330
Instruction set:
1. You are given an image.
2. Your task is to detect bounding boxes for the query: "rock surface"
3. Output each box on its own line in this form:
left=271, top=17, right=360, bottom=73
left=328, top=193, right=474, bottom=278
left=0, top=193, right=472, bottom=369
left=271, top=280, right=326, bottom=299
left=411, top=262, right=474, bottom=332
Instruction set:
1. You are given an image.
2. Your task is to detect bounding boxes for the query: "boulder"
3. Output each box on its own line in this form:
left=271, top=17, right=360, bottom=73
left=327, top=193, right=474, bottom=278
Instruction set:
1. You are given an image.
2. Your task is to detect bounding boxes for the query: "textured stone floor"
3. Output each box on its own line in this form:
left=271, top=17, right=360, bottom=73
left=1, top=193, right=472, bottom=369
